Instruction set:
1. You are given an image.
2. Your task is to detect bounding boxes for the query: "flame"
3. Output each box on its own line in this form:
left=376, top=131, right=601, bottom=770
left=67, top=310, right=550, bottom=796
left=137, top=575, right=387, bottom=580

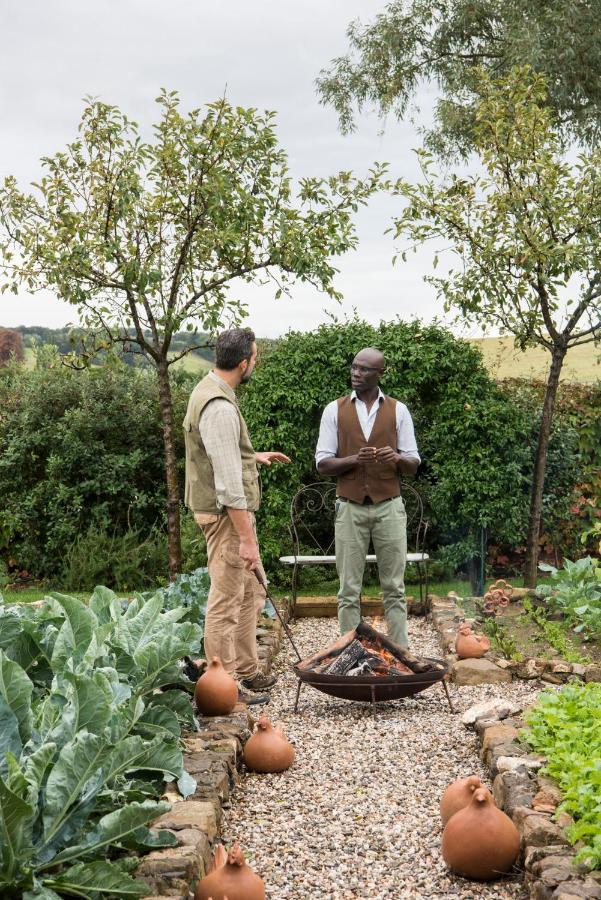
left=312, top=632, right=414, bottom=676
left=371, top=615, right=385, bottom=632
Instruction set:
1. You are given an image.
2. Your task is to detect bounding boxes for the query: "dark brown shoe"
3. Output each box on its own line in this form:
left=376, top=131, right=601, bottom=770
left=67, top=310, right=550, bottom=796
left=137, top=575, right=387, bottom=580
left=237, top=686, right=270, bottom=706
left=240, top=671, right=277, bottom=691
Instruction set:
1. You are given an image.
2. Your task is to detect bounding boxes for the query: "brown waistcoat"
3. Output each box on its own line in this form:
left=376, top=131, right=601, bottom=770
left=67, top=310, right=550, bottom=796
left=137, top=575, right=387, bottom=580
left=336, top=395, right=400, bottom=503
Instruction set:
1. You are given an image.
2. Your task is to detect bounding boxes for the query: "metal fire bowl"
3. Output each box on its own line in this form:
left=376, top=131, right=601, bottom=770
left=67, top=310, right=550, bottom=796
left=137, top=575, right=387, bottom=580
left=293, top=658, right=447, bottom=703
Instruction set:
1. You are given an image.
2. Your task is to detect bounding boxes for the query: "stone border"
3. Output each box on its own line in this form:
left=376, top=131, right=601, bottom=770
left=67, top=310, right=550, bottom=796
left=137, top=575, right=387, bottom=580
left=463, top=701, right=601, bottom=900
left=429, top=592, right=601, bottom=686
left=138, top=611, right=286, bottom=899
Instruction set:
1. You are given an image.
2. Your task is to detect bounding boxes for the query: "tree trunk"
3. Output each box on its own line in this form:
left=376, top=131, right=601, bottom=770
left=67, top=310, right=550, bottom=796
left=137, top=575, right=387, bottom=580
left=522, top=342, right=567, bottom=587
left=156, top=358, right=182, bottom=579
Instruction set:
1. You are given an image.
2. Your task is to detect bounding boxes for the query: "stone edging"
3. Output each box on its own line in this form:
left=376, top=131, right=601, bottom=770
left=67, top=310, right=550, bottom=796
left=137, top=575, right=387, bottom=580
left=429, top=593, right=601, bottom=686
left=137, top=611, right=287, bottom=899
left=463, top=701, right=601, bottom=900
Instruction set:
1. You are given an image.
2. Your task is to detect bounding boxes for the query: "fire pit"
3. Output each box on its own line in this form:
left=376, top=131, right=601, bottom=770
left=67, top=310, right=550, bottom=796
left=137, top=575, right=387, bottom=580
left=293, top=621, right=451, bottom=712
left=252, top=569, right=453, bottom=715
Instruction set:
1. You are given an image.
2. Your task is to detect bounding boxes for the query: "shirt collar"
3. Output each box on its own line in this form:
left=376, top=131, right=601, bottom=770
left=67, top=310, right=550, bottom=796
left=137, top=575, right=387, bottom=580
left=351, top=388, right=385, bottom=404
left=209, top=369, right=237, bottom=402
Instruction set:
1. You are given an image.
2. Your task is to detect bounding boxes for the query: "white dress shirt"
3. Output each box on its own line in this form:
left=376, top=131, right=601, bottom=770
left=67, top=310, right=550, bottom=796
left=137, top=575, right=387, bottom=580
left=315, top=389, right=420, bottom=465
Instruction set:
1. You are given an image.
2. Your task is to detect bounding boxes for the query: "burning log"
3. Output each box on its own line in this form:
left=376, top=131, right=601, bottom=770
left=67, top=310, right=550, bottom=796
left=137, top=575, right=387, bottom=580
left=312, top=633, right=416, bottom=678
left=323, top=640, right=366, bottom=675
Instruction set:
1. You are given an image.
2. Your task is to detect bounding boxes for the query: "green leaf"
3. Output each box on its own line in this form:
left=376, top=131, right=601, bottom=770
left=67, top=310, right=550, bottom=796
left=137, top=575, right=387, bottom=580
left=42, top=732, right=105, bottom=846
left=46, top=800, right=171, bottom=867
left=24, top=884, right=63, bottom=900
left=23, top=742, right=57, bottom=801
left=60, top=671, right=114, bottom=737
left=46, top=860, right=150, bottom=898
left=0, top=771, right=35, bottom=879
left=0, top=650, right=33, bottom=743
left=136, top=705, right=180, bottom=739
left=147, top=689, right=195, bottom=728
left=89, top=586, right=122, bottom=627
left=177, top=770, right=197, bottom=800
left=115, top=594, right=164, bottom=654
left=105, top=734, right=184, bottom=782
left=49, top=593, right=96, bottom=667
left=0, top=695, right=23, bottom=774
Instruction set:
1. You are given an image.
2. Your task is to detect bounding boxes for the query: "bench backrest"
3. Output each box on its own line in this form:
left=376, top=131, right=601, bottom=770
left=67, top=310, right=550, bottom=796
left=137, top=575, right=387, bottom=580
left=288, top=481, right=428, bottom=558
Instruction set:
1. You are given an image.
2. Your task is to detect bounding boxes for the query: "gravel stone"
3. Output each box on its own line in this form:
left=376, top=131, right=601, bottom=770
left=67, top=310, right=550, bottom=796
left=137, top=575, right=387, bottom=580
left=222, top=615, right=538, bottom=899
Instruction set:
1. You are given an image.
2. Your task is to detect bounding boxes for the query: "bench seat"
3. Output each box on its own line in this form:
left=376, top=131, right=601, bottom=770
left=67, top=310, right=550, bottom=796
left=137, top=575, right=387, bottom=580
left=279, top=552, right=429, bottom=565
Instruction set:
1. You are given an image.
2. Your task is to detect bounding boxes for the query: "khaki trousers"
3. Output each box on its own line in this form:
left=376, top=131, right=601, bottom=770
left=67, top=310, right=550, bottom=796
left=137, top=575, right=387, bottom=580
left=335, top=495, right=408, bottom=647
left=197, top=512, right=265, bottom=679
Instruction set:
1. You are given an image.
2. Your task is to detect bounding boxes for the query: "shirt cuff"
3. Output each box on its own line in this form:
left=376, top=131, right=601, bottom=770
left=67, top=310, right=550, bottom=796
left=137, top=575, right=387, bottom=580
left=215, top=491, right=248, bottom=510
left=398, top=451, right=421, bottom=463
left=315, top=450, right=336, bottom=465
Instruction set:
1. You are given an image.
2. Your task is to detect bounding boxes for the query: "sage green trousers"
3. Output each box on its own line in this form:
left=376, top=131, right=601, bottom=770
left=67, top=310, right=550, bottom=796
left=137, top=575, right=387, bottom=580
left=335, top=495, right=408, bottom=647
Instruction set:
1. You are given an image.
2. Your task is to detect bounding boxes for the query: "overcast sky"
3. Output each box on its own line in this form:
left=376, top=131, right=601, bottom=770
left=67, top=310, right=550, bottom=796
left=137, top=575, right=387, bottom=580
left=0, top=0, right=475, bottom=338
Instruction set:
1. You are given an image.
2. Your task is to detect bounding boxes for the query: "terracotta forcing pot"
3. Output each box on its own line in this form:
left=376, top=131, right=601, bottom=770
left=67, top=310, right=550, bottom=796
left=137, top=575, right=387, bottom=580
left=442, top=788, right=520, bottom=880
left=195, top=843, right=265, bottom=900
left=244, top=715, right=295, bottom=773
left=455, top=623, right=490, bottom=659
left=440, top=775, right=484, bottom=825
left=194, top=657, right=238, bottom=716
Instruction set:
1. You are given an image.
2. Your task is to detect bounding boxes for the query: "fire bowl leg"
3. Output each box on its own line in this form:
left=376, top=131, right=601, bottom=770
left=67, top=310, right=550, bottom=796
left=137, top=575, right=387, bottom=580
left=293, top=678, right=303, bottom=713
left=441, top=678, right=456, bottom=713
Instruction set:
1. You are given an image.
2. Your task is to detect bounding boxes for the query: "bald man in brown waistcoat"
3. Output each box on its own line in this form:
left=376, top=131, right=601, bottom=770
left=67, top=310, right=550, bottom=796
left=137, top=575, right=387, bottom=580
left=315, top=348, right=420, bottom=647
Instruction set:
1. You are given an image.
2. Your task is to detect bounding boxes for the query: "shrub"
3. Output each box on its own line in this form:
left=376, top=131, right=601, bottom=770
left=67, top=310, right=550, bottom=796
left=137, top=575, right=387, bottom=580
left=0, top=359, right=195, bottom=581
left=59, top=525, right=169, bottom=591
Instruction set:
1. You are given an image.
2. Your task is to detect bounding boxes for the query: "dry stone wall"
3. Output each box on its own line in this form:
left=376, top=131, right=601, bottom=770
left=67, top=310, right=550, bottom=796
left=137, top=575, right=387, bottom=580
left=138, top=615, right=284, bottom=899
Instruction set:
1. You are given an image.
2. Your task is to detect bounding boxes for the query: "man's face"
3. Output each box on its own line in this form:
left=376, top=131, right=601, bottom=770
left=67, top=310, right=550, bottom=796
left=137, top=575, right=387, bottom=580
left=240, top=342, right=258, bottom=384
left=350, top=350, right=384, bottom=392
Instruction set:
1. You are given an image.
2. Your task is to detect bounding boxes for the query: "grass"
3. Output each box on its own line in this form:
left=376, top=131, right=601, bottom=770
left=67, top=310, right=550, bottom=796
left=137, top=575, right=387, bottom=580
left=2, top=575, right=532, bottom=605
left=271, top=577, right=489, bottom=599
left=1, top=578, right=475, bottom=605
left=469, top=335, right=600, bottom=383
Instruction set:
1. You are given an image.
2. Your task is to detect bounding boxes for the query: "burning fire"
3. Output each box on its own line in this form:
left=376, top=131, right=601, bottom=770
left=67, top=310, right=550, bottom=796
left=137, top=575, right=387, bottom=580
left=362, top=638, right=413, bottom=675
left=313, top=633, right=413, bottom=677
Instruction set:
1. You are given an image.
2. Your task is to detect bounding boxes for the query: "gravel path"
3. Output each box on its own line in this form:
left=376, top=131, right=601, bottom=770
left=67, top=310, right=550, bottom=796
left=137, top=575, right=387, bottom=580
left=223, top=615, right=541, bottom=899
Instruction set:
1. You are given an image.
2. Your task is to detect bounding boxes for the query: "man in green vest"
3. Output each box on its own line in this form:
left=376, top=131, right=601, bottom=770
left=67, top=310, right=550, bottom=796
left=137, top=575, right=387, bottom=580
left=315, top=347, right=420, bottom=647
left=184, top=327, right=290, bottom=704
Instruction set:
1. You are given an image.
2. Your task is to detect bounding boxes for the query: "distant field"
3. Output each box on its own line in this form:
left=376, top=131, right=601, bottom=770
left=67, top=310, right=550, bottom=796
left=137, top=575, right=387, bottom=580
left=22, top=336, right=598, bottom=383
left=23, top=346, right=211, bottom=374
left=469, top=336, right=600, bottom=383
left=169, top=353, right=212, bottom=374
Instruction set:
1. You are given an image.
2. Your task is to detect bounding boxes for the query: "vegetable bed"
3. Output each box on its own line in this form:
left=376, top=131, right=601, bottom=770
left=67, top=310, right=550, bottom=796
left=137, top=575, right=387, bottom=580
left=522, top=682, right=601, bottom=869
left=459, top=558, right=601, bottom=665
left=0, top=585, right=204, bottom=899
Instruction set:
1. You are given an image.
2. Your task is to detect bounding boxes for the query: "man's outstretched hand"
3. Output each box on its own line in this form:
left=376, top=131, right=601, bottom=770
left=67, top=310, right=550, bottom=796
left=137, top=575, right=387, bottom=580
left=255, top=451, right=292, bottom=466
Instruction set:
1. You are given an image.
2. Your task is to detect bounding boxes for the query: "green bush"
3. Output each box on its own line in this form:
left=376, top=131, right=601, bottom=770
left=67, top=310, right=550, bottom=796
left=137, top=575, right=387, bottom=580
left=59, top=525, right=169, bottom=591
left=241, top=319, right=580, bottom=579
left=0, top=358, right=195, bottom=581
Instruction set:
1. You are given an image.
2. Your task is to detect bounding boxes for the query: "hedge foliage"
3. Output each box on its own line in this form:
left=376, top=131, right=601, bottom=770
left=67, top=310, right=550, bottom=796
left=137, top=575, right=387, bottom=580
left=241, top=319, right=583, bottom=576
left=0, top=355, right=193, bottom=584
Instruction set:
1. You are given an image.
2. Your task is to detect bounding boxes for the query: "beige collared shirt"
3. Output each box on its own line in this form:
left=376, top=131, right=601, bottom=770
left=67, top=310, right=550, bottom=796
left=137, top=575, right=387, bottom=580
left=197, top=371, right=248, bottom=515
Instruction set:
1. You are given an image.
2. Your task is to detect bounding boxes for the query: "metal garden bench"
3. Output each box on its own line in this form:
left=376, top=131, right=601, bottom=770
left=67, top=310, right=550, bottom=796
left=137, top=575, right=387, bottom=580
left=279, top=481, right=430, bottom=608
